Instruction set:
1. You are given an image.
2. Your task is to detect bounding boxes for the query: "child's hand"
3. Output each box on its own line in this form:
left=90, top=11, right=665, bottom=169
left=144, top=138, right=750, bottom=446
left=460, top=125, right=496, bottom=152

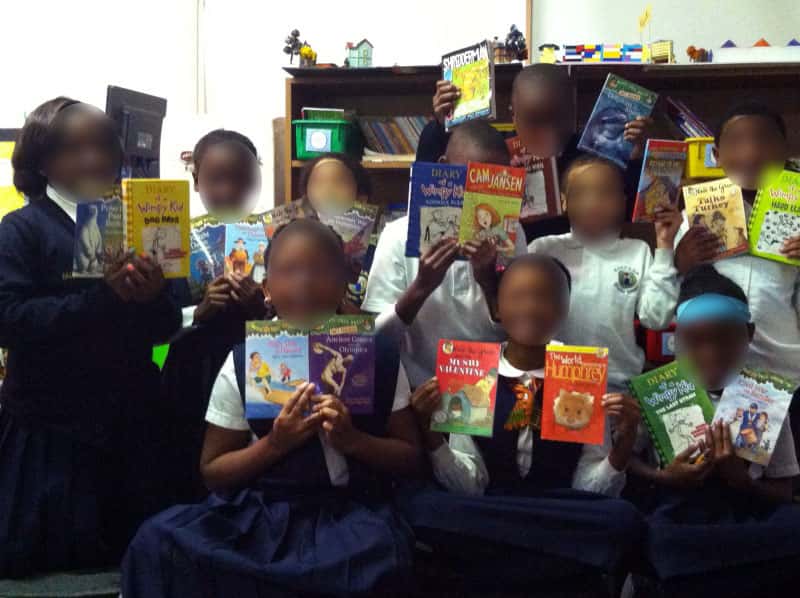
left=194, top=276, right=232, bottom=323
left=781, top=234, right=800, bottom=260
left=675, top=226, right=719, bottom=275
left=312, top=394, right=361, bottom=455
left=126, top=255, right=166, bottom=303
left=104, top=257, right=133, bottom=302
left=624, top=116, right=654, bottom=160
left=433, top=80, right=460, bottom=125
left=409, top=378, right=441, bottom=427
left=416, top=238, right=459, bottom=295
left=602, top=393, right=640, bottom=438
left=462, top=239, right=498, bottom=289
left=653, top=206, right=683, bottom=249
left=228, top=273, right=265, bottom=319
left=660, top=439, right=714, bottom=489
left=710, top=420, right=752, bottom=490
left=269, top=383, right=321, bottom=455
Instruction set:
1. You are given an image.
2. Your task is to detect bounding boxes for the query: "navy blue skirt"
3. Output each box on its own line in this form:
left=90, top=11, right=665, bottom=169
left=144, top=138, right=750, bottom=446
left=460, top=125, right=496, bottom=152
left=122, top=488, right=414, bottom=598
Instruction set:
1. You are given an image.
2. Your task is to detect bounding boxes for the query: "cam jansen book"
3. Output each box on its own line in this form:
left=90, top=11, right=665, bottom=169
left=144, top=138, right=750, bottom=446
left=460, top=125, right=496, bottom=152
left=712, top=367, right=796, bottom=467
left=683, top=178, right=748, bottom=260
left=405, top=162, right=467, bottom=257
left=72, top=186, right=125, bottom=278
left=577, top=73, right=658, bottom=168
left=748, top=168, right=800, bottom=266
left=632, top=139, right=687, bottom=222
left=541, top=345, right=608, bottom=445
left=431, top=340, right=502, bottom=437
left=442, top=40, right=496, bottom=131
left=506, top=136, right=560, bottom=222
left=629, top=360, right=715, bottom=465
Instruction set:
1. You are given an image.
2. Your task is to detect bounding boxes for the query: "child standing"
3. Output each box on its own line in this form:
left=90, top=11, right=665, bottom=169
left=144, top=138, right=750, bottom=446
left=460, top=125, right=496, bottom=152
left=122, top=219, right=422, bottom=597
left=0, top=98, right=182, bottom=576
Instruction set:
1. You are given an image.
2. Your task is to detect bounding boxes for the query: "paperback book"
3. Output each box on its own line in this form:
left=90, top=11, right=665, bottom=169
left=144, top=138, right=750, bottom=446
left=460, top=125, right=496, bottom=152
left=263, top=199, right=310, bottom=239
left=683, top=178, right=748, bottom=260
left=712, top=367, right=796, bottom=466
left=506, top=136, right=561, bottom=222
left=632, top=139, right=688, bottom=222
left=188, top=215, right=226, bottom=301
left=577, top=73, right=658, bottom=168
left=748, top=168, right=800, bottom=266
left=223, top=217, right=269, bottom=281
left=317, top=202, right=379, bottom=274
left=541, top=345, right=608, bottom=445
left=431, top=339, right=502, bottom=437
left=405, top=162, right=467, bottom=257
left=629, top=360, right=715, bottom=465
left=72, top=186, right=125, bottom=278
left=442, top=40, right=496, bottom=130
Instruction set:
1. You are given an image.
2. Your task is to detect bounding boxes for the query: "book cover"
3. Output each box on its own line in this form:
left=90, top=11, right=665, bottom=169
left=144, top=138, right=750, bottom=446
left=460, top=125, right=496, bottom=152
left=430, top=339, right=502, bottom=437
left=72, top=186, right=125, bottom=278
left=123, top=179, right=190, bottom=278
left=712, top=367, right=796, bottom=466
left=683, top=178, right=749, bottom=260
left=506, top=136, right=561, bottom=222
left=263, top=198, right=310, bottom=239
left=244, top=320, right=309, bottom=419
left=541, top=345, right=608, bottom=445
left=188, top=216, right=226, bottom=301
left=224, top=217, right=269, bottom=281
left=632, top=139, right=688, bottom=222
left=629, top=360, right=716, bottom=465
left=442, top=40, right=496, bottom=131
left=405, top=162, right=466, bottom=257
left=748, top=168, right=800, bottom=266
left=308, top=315, right=376, bottom=414
left=458, top=161, right=524, bottom=263
left=577, top=74, right=658, bottom=168
left=317, top=202, right=379, bottom=274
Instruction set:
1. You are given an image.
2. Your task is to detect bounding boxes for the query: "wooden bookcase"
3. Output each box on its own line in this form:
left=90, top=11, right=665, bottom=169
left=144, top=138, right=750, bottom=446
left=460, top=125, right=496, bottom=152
left=282, top=62, right=800, bottom=206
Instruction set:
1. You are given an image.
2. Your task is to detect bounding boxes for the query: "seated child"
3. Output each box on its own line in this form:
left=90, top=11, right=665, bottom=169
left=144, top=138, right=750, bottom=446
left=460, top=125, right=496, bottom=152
left=363, top=120, right=527, bottom=388
left=675, top=101, right=800, bottom=381
left=629, top=265, right=800, bottom=596
left=122, top=219, right=422, bottom=598
left=402, top=255, right=643, bottom=592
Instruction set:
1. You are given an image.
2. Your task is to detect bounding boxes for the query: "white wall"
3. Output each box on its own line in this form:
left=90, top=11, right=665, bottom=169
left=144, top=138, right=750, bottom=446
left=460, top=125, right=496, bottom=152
left=530, top=0, right=800, bottom=62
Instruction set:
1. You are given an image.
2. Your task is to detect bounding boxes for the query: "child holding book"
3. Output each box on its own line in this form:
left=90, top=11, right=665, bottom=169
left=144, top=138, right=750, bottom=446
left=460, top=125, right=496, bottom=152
left=0, top=98, right=182, bottom=576
left=628, top=265, right=800, bottom=596
left=122, top=219, right=422, bottom=597
left=674, top=101, right=800, bottom=381
left=404, top=254, right=643, bottom=593
left=363, top=120, right=527, bottom=389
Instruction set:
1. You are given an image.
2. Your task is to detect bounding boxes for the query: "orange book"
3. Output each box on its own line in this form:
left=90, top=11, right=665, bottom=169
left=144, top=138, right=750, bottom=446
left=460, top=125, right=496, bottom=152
left=541, top=345, right=608, bottom=445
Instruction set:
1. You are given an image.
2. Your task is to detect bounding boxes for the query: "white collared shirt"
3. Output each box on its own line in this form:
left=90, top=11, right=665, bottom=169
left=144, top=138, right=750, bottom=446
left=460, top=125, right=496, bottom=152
left=428, top=342, right=627, bottom=497
left=47, top=184, right=78, bottom=223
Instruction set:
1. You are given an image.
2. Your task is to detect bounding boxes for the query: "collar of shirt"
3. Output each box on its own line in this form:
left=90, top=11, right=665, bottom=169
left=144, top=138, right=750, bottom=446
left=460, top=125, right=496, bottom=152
left=497, top=340, right=563, bottom=381
left=46, top=184, right=79, bottom=223
left=565, top=230, right=622, bottom=251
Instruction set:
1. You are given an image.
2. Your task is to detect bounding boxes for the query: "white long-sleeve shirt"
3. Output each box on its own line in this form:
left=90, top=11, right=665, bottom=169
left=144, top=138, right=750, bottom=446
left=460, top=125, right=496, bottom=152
left=428, top=345, right=628, bottom=497
left=528, top=232, right=679, bottom=390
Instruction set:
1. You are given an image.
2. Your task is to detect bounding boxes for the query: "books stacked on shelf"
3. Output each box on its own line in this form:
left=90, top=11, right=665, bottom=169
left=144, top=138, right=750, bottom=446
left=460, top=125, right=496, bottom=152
left=623, top=44, right=644, bottom=62
left=362, top=148, right=415, bottom=163
left=665, top=98, right=713, bottom=138
left=563, top=45, right=584, bottom=63
left=582, top=44, right=602, bottom=62
left=301, top=107, right=355, bottom=121
left=602, top=44, right=623, bottom=62
left=358, top=115, right=430, bottom=157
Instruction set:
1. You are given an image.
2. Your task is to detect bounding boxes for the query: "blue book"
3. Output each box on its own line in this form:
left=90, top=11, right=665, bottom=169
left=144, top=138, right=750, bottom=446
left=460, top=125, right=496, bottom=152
left=189, top=215, right=226, bottom=302
left=405, top=162, right=467, bottom=258
left=578, top=74, right=658, bottom=168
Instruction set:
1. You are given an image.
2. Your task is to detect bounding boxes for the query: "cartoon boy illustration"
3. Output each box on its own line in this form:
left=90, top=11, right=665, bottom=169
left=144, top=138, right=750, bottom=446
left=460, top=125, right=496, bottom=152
left=735, top=402, right=760, bottom=448
left=229, top=238, right=249, bottom=275
left=252, top=242, right=267, bottom=283
left=474, top=203, right=514, bottom=256
left=279, top=362, right=292, bottom=384
left=247, top=352, right=272, bottom=396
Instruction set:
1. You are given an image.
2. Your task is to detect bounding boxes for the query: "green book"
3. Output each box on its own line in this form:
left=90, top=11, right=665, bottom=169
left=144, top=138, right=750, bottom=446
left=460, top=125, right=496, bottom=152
left=748, top=168, right=800, bottom=266
left=628, top=360, right=715, bottom=465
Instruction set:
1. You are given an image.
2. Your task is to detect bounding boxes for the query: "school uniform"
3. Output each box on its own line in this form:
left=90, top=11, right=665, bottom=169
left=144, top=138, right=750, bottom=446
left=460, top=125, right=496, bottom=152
left=529, top=232, right=679, bottom=390
left=675, top=211, right=800, bottom=380
left=122, top=331, right=415, bottom=598
left=0, top=187, right=182, bottom=577
left=362, top=215, right=527, bottom=389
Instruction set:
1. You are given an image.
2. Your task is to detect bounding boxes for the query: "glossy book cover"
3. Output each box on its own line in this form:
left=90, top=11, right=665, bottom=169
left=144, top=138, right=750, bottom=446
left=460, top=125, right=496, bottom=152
left=749, top=168, right=800, bottom=266
left=189, top=215, right=226, bottom=301
left=633, top=139, right=687, bottom=222
left=683, top=178, right=748, bottom=260
left=405, top=162, right=467, bottom=257
left=72, top=186, right=125, bottom=278
left=442, top=40, right=495, bottom=130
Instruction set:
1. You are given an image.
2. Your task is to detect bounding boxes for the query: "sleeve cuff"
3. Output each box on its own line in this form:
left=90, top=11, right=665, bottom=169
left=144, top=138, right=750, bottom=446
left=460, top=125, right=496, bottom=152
left=653, top=247, right=675, bottom=268
left=205, top=405, right=251, bottom=431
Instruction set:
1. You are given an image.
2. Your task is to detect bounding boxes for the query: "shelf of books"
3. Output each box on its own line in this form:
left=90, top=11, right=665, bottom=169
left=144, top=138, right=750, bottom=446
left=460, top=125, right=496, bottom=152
left=291, top=159, right=412, bottom=171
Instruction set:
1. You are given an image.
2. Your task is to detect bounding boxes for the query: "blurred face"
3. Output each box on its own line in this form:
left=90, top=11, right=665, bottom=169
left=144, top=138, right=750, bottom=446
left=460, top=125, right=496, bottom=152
left=195, top=142, right=260, bottom=218
left=512, top=82, right=574, bottom=157
left=305, top=159, right=360, bottom=213
left=675, top=320, right=752, bottom=391
left=44, top=105, right=120, bottom=197
left=715, top=115, right=788, bottom=191
left=562, top=162, right=625, bottom=239
left=497, top=264, right=566, bottom=347
left=264, top=232, right=345, bottom=325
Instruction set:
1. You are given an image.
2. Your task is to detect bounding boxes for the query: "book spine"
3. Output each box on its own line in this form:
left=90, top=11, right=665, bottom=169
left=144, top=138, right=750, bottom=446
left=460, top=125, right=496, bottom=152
left=358, top=119, right=383, bottom=153
left=372, top=121, right=394, bottom=154
left=395, top=117, right=419, bottom=151
left=123, top=179, right=133, bottom=252
left=389, top=121, right=413, bottom=154
left=747, top=187, right=765, bottom=252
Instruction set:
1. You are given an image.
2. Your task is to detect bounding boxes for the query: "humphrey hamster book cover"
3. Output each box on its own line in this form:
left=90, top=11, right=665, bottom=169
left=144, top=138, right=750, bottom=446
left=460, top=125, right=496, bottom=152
left=749, top=168, right=800, bottom=266
left=431, top=339, right=502, bottom=437
left=683, top=178, right=749, bottom=260
left=405, top=162, right=467, bottom=257
left=541, top=345, right=608, bottom=445
left=577, top=73, right=658, bottom=168
left=441, top=40, right=496, bottom=130
left=72, top=186, right=125, bottom=278
left=632, top=139, right=687, bottom=222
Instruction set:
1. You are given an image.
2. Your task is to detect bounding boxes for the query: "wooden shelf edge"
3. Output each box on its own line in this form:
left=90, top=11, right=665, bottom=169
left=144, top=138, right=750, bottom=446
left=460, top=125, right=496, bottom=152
left=291, top=159, right=412, bottom=170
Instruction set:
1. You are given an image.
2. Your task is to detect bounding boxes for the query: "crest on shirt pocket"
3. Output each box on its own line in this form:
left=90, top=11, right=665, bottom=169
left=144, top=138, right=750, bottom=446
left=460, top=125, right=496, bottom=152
left=614, top=266, right=639, bottom=293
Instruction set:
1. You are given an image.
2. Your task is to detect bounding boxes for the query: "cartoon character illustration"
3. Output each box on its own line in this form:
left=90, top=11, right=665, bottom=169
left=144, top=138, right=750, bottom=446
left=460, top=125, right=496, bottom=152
left=553, top=390, right=594, bottom=430
left=735, top=402, right=760, bottom=448
left=474, top=203, right=515, bottom=256
left=710, top=210, right=728, bottom=250
left=691, top=213, right=709, bottom=229
left=229, top=238, right=249, bottom=275
left=642, top=176, right=676, bottom=214
left=196, top=259, right=213, bottom=288
left=149, top=228, right=169, bottom=264
left=420, top=206, right=460, bottom=253
left=313, top=342, right=354, bottom=396
left=664, top=404, right=706, bottom=455
left=753, top=411, right=770, bottom=450
left=279, top=362, right=292, bottom=384
left=251, top=242, right=267, bottom=283
left=447, top=394, right=467, bottom=422
left=247, top=352, right=272, bottom=398
left=75, top=204, right=104, bottom=274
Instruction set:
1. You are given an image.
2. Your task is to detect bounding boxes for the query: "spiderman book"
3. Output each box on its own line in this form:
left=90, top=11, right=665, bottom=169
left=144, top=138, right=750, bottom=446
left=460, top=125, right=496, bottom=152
left=442, top=40, right=496, bottom=131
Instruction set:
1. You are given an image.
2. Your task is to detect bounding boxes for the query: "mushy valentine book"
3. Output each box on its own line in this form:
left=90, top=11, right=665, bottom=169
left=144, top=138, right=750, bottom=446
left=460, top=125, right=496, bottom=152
left=683, top=178, right=749, bottom=260
left=431, top=339, right=502, bottom=437
left=541, top=345, right=608, bottom=445
left=405, top=162, right=467, bottom=257
left=632, top=139, right=687, bottom=222
left=442, top=40, right=496, bottom=131
left=748, top=168, right=800, bottom=266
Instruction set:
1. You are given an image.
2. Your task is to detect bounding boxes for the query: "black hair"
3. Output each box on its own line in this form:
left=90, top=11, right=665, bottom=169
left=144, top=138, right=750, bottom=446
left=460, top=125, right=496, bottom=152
left=192, top=128, right=258, bottom=176
left=500, top=253, right=572, bottom=294
left=512, top=63, right=572, bottom=96
left=714, top=100, right=787, bottom=146
left=447, top=120, right=510, bottom=163
left=265, top=217, right=347, bottom=275
left=677, top=264, right=748, bottom=306
left=298, top=152, right=372, bottom=201
left=560, top=153, right=625, bottom=192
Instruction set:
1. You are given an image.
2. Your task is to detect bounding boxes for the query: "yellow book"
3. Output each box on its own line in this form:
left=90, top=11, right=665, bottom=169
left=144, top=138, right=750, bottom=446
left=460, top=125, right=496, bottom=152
left=0, top=141, right=25, bottom=220
left=122, top=179, right=190, bottom=278
left=683, top=177, right=748, bottom=260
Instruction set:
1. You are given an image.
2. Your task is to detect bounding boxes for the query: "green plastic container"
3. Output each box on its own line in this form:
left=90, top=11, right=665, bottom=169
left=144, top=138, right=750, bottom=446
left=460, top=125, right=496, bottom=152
left=293, top=119, right=357, bottom=160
